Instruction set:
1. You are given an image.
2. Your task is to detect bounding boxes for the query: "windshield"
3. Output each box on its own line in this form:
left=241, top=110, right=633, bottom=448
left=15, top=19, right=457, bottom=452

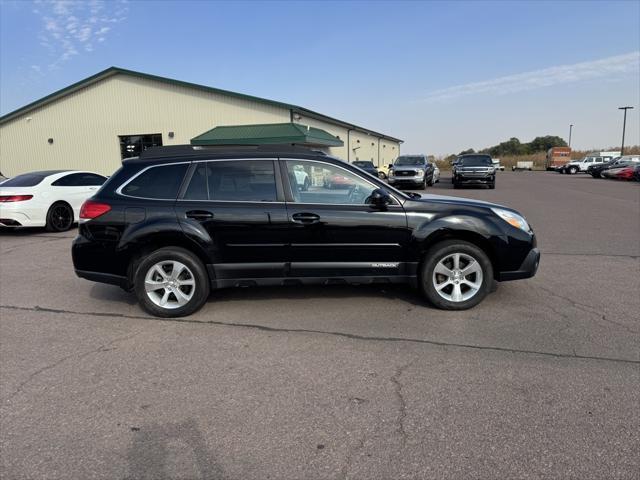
left=395, top=156, right=425, bottom=166
left=458, top=155, right=492, bottom=166
left=1, top=173, right=48, bottom=187
left=353, top=161, right=374, bottom=168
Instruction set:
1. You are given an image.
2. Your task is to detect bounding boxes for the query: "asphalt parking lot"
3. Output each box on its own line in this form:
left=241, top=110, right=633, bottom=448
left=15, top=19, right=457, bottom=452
left=1, top=171, right=639, bottom=480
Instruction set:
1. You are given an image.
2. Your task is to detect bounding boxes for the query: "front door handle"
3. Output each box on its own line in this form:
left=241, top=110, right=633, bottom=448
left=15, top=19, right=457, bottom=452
left=292, top=212, right=320, bottom=224
left=186, top=210, right=214, bottom=221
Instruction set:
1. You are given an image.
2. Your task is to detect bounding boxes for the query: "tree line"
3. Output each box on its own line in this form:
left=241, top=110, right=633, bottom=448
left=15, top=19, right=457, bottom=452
left=447, top=135, right=568, bottom=160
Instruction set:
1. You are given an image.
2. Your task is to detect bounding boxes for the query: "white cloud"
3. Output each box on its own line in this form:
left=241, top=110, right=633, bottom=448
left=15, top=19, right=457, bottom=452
left=422, top=52, right=640, bottom=103
left=31, top=0, right=128, bottom=70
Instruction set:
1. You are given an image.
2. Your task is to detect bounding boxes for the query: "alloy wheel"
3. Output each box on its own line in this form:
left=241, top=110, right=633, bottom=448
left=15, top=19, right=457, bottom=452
left=432, top=252, right=483, bottom=303
left=50, top=204, right=72, bottom=231
left=144, top=260, right=196, bottom=309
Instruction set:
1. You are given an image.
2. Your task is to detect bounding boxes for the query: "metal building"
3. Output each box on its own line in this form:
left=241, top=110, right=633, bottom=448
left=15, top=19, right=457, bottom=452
left=0, top=67, right=402, bottom=177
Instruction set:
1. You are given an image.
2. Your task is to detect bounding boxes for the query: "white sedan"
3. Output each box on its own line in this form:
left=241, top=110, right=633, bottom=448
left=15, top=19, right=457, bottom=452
left=0, top=170, right=107, bottom=231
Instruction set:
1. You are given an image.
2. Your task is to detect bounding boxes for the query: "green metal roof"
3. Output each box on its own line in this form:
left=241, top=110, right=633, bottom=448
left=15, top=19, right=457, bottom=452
left=0, top=67, right=403, bottom=143
left=191, top=123, right=344, bottom=147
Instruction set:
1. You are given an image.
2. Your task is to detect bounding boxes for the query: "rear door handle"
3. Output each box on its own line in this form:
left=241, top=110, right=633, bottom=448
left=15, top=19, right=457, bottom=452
left=292, top=212, right=320, bottom=224
left=186, top=210, right=214, bottom=221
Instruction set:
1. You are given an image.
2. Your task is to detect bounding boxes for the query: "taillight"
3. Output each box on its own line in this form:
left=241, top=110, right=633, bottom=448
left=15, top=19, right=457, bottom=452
left=80, top=200, right=111, bottom=220
left=0, top=195, right=33, bottom=202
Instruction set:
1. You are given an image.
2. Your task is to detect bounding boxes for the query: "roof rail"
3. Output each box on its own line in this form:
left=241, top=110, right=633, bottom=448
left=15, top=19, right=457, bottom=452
left=138, top=144, right=326, bottom=159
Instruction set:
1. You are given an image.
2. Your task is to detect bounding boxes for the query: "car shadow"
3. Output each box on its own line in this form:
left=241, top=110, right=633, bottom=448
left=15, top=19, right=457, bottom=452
left=0, top=226, right=77, bottom=236
left=207, top=283, right=432, bottom=309
left=89, top=283, right=139, bottom=306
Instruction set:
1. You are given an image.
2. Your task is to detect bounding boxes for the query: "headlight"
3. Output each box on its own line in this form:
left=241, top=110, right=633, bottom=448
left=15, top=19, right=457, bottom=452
left=491, top=208, right=530, bottom=232
left=416, top=170, right=425, bottom=177
left=388, top=169, right=394, bottom=176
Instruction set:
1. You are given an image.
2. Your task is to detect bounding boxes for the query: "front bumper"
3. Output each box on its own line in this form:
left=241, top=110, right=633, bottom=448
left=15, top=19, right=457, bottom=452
left=388, top=176, right=425, bottom=186
left=454, top=173, right=494, bottom=184
left=496, top=248, right=540, bottom=281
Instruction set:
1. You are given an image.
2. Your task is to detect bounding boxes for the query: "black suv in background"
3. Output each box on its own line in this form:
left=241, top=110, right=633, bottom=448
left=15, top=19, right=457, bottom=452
left=387, top=155, right=435, bottom=189
left=73, top=145, right=538, bottom=317
left=452, top=154, right=496, bottom=189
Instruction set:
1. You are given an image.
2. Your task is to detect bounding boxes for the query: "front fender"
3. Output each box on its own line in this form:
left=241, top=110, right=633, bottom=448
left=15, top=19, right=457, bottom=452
left=406, top=211, right=510, bottom=271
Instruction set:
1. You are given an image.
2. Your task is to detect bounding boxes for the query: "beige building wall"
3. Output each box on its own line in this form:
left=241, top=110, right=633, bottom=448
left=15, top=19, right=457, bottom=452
left=295, top=113, right=401, bottom=166
left=292, top=114, right=349, bottom=160
left=0, top=74, right=290, bottom=176
left=379, top=138, right=400, bottom=167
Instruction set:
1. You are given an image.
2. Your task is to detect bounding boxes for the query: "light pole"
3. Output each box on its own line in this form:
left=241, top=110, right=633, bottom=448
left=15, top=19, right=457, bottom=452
left=568, top=124, right=573, bottom=148
left=618, top=106, right=634, bottom=155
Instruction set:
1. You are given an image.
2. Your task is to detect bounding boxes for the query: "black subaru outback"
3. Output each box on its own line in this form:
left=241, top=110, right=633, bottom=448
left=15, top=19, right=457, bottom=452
left=73, top=145, right=539, bottom=317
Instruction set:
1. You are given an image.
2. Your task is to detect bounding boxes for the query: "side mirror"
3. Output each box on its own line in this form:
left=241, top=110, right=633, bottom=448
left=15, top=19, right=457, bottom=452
left=388, top=164, right=393, bottom=169
left=368, top=188, right=392, bottom=208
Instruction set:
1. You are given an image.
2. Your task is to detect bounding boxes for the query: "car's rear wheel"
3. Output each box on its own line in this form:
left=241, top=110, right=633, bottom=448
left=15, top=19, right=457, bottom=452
left=568, top=166, right=578, bottom=174
left=46, top=202, right=73, bottom=232
left=134, top=247, right=210, bottom=318
left=420, top=240, right=493, bottom=310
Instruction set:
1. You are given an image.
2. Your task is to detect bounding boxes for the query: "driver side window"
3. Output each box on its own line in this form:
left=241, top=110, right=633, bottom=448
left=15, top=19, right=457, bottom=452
left=285, top=160, right=376, bottom=205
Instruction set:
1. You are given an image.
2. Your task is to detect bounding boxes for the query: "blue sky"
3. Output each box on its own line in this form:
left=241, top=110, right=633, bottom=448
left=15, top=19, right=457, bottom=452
left=1, top=0, right=638, bottom=155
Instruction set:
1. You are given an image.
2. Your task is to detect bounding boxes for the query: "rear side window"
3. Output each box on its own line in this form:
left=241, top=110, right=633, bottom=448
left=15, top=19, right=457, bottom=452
left=1, top=173, right=47, bottom=187
left=52, top=173, right=106, bottom=186
left=182, top=161, right=277, bottom=202
left=121, top=163, right=189, bottom=199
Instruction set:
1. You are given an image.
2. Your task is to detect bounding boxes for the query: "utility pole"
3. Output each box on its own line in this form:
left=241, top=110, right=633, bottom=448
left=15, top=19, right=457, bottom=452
left=618, top=106, right=634, bottom=155
left=568, top=124, right=573, bottom=148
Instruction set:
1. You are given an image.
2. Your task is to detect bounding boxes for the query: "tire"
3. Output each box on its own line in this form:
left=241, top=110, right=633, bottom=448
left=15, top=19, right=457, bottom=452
left=453, top=182, right=459, bottom=189
left=133, top=247, right=210, bottom=318
left=378, top=172, right=387, bottom=180
left=45, top=202, right=74, bottom=232
left=420, top=240, right=493, bottom=310
left=568, top=166, right=578, bottom=174
left=489, top=182, right=495, bottom=189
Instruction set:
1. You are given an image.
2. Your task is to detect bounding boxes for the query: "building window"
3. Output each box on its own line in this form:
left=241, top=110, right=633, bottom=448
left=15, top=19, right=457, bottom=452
left=119, top=134, right=163, bottom=159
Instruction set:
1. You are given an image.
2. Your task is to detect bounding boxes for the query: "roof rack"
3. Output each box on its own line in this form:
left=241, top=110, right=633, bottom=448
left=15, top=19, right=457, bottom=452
left=138, top=144, right=326, bottom=160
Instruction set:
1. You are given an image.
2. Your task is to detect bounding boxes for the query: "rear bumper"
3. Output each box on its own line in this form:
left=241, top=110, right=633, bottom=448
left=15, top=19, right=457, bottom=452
left=74, top=269, right=129, bottom=288
left=496, top=248, right=540, bottom=281
left=0, top=209, right=43, bottom=227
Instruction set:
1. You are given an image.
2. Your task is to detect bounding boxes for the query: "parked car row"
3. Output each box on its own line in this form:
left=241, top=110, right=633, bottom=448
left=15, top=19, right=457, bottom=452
left=553, top=153, right=640, bottom=180
left=554, top=151, right=621, bottom=174
left=589, top=156, right=640, bottom=180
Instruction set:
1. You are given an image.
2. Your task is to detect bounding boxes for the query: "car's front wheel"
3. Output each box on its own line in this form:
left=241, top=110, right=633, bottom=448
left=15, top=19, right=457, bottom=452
left=420, top=240, right=493, bottom=310
left=378, top=172, right=387, bottom=180
left=568, top=166, right=578, bottom=174
left=134, top=247, right=210, bottom=317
